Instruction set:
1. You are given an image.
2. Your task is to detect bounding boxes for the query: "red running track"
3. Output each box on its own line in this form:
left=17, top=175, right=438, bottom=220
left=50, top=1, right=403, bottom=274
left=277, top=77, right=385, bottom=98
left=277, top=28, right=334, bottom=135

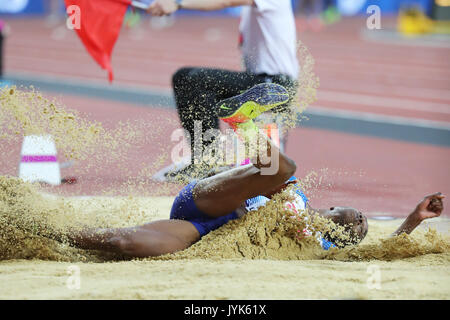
left=4, top=17, right=450, bottom=122
left=1, top=17, right=449, bottom=217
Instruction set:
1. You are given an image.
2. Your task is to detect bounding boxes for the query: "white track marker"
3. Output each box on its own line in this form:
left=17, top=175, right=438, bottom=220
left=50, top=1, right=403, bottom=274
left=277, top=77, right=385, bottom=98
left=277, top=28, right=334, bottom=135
left=18, top=135, right=61, bottom=185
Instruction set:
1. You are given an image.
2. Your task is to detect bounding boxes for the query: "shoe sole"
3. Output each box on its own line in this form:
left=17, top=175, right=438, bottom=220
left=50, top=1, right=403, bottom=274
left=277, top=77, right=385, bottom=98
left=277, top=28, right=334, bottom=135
left=218, top=83, right=289, bottom=124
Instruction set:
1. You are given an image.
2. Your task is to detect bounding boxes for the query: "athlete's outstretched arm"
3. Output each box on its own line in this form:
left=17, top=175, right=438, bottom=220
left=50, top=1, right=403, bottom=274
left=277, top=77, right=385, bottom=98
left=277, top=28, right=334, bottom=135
left=58, top=219, right=201, bottom=258
left=391, top=192, right=445, bottom=237
left=148, top=0, right=254, bottom=16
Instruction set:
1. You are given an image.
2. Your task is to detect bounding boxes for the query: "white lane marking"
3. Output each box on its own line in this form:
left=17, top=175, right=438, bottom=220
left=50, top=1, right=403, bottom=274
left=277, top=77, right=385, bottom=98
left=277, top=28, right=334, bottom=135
left=318, top=90, right=450, bottom=114
left=306, top=105, right=450, bottom=131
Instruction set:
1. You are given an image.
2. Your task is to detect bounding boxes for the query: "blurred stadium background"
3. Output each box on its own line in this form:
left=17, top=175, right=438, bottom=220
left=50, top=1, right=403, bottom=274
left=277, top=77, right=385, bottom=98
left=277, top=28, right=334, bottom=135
left=0, top=0, right=449, bottom=217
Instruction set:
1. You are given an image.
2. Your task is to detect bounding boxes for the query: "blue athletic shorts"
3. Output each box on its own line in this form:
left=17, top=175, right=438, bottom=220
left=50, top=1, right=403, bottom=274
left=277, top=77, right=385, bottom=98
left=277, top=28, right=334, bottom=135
left=170, top=181, right=239, bottom=237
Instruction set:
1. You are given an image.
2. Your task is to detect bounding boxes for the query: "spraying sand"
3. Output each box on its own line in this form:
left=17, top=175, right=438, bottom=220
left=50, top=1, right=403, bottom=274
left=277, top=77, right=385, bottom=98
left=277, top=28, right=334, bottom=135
left=0, top=176, right=449, bottom=299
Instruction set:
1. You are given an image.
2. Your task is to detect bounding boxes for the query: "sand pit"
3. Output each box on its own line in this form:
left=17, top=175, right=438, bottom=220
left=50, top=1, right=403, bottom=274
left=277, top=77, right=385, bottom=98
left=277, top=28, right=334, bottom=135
left=0, top=181, right=449, bottom=300
left=0, top=77, right=448, bottom=300
left=2, top=254, right=449, bottom=300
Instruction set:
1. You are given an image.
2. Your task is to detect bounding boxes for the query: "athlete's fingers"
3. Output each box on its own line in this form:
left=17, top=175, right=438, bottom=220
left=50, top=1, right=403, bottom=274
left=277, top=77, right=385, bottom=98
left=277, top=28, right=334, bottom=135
left=153, top=8, right=163, bottom=16
left=284, top=179, right=298, bottom=187
left=420, top=193, right=443, bottom=208
left=147, top=2, right=157, bottom=13
left=149, top=3, right=163, bottom=16
left=280, top=180, right=297, bottom=191
left=430, top=199, right=444, bottom=208
left=424, top=192, right=444, bottom=200
left=427, top=197, right=444, bottom=214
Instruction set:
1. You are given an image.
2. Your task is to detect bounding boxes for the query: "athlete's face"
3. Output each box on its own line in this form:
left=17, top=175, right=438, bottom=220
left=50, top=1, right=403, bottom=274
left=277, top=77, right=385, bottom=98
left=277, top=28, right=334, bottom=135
left=325, top=207, right=368, bottom=246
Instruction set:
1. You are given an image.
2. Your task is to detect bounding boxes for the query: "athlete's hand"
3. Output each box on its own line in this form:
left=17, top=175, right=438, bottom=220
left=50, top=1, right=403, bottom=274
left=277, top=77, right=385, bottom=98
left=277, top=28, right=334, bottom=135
left=147, top=0, right=179, bottom=16
left=412, top=192, right=445, bottom=221
left=391, top=192, right=445, bottom=237
left=263, top=179, right=298, bottom=199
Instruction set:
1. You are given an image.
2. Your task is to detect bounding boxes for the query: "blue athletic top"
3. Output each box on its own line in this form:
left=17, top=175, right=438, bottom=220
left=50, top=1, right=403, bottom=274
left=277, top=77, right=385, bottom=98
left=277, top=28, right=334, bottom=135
left=243, top=176, right=335, bottom=250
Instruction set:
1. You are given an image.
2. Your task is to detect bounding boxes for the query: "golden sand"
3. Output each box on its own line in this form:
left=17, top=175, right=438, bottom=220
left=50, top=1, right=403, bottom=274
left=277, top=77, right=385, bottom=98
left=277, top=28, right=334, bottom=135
left=0, top=184, right=448, bottom=299
left=0, top=176, right=449, bottom=299
left=2, top=257, right=449, bottom=300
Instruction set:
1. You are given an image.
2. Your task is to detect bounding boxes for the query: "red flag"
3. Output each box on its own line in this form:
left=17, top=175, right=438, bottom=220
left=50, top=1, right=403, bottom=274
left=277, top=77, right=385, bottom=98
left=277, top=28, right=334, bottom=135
left=65, top=0, right=131, bottom=82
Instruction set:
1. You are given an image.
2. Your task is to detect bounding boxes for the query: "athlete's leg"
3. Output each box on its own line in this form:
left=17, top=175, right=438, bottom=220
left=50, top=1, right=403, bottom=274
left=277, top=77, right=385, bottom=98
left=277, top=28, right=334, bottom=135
left=193, top=83, right=297, bottom=217
left=62, top=135, right=294, bottom=258
left=64, top=219, right=200, bottom=258
left=60, top=84, right=295, bottom=257
left=193, top=131, right=296, bottom=217
left=172, top=67, right=271, bottom=162
left=173, top=68, right=219, bottom=161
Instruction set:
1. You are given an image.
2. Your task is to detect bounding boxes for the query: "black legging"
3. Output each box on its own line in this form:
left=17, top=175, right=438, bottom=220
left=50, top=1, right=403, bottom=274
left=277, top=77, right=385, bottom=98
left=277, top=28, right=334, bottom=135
left=172, top=67, right=297, bottom=163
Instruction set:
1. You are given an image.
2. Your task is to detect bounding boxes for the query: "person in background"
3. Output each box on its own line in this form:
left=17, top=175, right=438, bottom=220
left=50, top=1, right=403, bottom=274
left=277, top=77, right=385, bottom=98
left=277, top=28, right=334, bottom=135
left=296, top=0, right=325, bottom=32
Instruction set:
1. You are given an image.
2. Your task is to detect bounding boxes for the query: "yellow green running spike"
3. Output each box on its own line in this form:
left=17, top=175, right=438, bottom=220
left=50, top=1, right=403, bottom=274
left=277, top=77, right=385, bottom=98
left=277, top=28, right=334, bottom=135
left=218, top=83, right=290, bottom=129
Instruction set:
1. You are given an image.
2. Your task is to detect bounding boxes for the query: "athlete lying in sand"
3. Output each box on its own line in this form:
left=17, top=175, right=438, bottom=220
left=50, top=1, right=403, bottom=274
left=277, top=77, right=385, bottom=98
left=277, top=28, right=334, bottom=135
left=53, top=84, right=445, bottom=258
